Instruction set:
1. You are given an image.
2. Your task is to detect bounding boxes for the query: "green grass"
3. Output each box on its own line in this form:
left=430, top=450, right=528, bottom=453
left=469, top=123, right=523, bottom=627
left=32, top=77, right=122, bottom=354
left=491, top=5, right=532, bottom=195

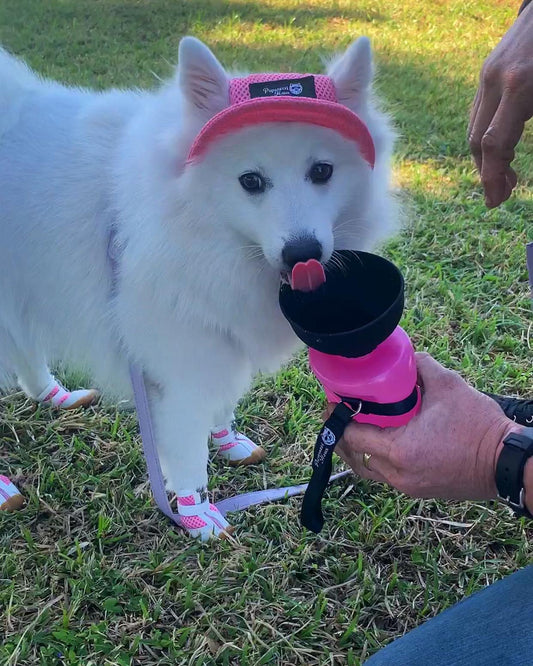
left=1, top=1, right=533, bottom=664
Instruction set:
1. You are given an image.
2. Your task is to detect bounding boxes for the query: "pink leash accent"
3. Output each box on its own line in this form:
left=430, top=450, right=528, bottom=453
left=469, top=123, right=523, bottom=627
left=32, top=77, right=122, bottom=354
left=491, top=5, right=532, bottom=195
left=129, top=364, right=350, bottom=520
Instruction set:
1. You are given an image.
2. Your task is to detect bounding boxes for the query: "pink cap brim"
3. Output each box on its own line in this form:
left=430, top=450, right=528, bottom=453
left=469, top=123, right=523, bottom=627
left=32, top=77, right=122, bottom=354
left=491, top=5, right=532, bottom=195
left=187, top=97, right=375, bottom=168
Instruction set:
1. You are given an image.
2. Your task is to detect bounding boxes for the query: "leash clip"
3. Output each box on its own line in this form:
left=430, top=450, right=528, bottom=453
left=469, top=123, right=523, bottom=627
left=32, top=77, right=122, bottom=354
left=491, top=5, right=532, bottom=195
left=343, top=399, right=362, bottom=416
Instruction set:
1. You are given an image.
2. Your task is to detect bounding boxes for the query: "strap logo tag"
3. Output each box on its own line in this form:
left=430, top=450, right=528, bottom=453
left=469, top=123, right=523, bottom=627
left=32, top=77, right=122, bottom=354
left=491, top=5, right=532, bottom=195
left=300, top=402, right=356, bottom=533
left=321, top=427, right=336, bottom=446
left=249, top=76, right=317, bottom=99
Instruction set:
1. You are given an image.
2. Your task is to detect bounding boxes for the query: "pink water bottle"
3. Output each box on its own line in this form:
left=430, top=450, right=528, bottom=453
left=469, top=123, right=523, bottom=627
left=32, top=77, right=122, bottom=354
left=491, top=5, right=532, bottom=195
left=279, top=250, right=421, bottom=532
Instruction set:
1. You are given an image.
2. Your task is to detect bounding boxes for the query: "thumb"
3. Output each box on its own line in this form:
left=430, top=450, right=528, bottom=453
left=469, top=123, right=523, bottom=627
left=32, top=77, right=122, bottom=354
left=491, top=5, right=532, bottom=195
left=415, top=352, right=459, bottom=392
left=337, top=418, right=389, bottom=456
left=322, top=402, right=389, bottom=454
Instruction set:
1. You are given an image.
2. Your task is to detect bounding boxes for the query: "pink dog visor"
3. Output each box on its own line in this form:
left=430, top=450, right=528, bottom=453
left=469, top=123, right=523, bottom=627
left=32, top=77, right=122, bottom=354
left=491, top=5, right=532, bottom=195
left=187, top=73, right=375, bottom=168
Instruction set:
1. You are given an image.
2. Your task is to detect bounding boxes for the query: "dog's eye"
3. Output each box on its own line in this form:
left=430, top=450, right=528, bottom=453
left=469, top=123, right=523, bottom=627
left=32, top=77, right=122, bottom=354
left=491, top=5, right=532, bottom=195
left=239, top=172, right=266, bottom=194
left=308, top=162, right=333, bottom=184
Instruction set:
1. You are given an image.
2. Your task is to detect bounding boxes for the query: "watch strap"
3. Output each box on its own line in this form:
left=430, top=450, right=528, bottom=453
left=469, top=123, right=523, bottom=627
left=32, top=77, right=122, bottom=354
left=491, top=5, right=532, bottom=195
left=496, top=428, right=533, bottom=518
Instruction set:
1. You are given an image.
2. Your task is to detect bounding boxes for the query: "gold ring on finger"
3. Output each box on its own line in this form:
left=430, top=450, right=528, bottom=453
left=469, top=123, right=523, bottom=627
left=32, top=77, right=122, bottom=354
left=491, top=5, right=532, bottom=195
left=363, top=452, right=372, bottom=471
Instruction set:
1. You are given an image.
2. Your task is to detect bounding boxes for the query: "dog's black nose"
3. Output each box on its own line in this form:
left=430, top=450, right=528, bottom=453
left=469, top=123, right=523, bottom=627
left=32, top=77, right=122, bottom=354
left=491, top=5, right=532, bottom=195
left=282, top=237, right=323, bottom=269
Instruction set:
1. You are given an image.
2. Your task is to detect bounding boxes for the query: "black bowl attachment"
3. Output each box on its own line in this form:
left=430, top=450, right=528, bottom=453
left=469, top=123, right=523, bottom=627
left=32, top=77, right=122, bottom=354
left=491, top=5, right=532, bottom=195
left=279, top=250, right=404, bottom=358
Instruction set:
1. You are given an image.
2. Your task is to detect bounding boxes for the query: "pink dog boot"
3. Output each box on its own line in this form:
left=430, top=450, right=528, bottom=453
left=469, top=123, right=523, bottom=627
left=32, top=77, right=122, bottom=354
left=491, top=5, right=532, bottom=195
left=0, top=476, right=25, bottom=511
left=176, top=489, right=234, bottom=541
left=211, top=422, right=266, bottom=466
left=36, top=377, right=99, bottom=410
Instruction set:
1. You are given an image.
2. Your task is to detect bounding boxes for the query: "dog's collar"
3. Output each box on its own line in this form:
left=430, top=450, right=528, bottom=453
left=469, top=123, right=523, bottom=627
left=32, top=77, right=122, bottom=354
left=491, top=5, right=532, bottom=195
left=187, top=73, right=375, bottom=168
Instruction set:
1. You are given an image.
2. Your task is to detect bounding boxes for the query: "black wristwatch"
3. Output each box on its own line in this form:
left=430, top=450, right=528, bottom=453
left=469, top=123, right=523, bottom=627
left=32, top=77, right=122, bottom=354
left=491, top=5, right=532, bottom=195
left=495, top=428, right=533, bottom=519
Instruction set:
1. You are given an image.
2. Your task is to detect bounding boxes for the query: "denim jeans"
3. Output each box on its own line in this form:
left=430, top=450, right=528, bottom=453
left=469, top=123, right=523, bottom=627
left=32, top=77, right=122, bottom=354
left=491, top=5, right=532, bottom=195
left=365, top=565, right=533, bottom=665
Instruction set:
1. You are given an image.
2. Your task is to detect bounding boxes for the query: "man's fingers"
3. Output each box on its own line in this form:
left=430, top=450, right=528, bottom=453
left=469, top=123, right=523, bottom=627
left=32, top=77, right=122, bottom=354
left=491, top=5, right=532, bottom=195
left=501, top=167, right=519, bottom=205
left=507, top=167, right=518, bottom=191
left=479, top=92, right=525, bottom=206
left=322, top=406, right=333, bottom=421
left=468, top=88, right=481, bottom=137
left=321, top=407, right=391, bottom=480
left=336, top=442, right=389, bottom=484
left=468, top=85, right=501, bottom=174
left=335, top=420, right=391, bottom=456
left=468, top=88, right=484, bottom=173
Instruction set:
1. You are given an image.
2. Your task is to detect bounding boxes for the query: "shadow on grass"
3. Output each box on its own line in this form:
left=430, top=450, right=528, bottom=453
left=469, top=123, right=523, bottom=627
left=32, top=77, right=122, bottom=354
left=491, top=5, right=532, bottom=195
left=1, top=0, right=389, bottom=34
left=0, top=0, right=485, bottom=164
left=1, top=1, right=532, bottom=182
left=3, top=0, right=533, bottom=197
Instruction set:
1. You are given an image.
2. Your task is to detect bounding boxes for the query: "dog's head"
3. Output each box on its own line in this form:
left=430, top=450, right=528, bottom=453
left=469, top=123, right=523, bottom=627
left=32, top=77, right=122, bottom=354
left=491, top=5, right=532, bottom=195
left=174, top=37, right=395, bottom=277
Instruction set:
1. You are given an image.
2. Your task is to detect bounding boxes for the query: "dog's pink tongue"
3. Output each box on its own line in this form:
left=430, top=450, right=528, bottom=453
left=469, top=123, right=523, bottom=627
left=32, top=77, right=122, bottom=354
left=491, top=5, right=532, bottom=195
left=291, top=259, right=326, bottom=292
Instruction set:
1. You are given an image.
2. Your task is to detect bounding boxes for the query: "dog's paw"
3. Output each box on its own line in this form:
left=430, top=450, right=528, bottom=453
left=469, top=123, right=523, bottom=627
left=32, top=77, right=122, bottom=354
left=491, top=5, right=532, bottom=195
left=176, top=489, right=233, bottom=541
left=37, top=378, right=99, bottom=409
left=211, top=427, right=266, bottom=466
left=0, top=476, right=25, bottom=511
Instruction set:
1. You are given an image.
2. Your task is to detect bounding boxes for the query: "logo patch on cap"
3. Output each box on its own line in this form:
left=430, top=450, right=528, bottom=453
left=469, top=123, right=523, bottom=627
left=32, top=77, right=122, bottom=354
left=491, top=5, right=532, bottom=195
left=249, top=76, right=317, bottom=100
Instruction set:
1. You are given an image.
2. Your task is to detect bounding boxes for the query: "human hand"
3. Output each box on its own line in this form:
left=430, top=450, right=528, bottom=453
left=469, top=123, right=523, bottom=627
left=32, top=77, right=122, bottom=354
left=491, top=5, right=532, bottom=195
left=468, top=3, right=533, bottom=208
left=331, top=353, right=520, bottom=502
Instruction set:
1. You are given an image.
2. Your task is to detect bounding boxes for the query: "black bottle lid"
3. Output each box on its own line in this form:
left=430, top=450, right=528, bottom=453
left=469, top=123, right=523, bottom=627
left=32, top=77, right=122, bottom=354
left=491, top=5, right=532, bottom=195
left=279, top=250, right=404, bottom=358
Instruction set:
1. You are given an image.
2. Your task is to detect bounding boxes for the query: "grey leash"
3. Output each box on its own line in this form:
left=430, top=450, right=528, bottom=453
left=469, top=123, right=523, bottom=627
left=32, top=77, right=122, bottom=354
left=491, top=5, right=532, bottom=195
left=129, top=363, right=350, bottom=520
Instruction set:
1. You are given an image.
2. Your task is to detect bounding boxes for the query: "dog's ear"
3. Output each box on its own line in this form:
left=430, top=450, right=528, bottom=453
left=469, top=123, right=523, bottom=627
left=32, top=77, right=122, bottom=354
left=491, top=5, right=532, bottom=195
left=178, top=37, right=229, bottom=115
left=327, top=37, right=374, bottom=111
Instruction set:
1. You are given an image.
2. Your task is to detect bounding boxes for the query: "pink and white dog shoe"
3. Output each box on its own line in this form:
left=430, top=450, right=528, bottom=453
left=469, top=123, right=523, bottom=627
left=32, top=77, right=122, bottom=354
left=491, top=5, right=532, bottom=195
left=0, top=476, right=25, bottom=511
left=211, top=423, right=266, bottom=466
left=36, top=377, right=99, bottom=410
left=176, top=489, right=234, bottom=541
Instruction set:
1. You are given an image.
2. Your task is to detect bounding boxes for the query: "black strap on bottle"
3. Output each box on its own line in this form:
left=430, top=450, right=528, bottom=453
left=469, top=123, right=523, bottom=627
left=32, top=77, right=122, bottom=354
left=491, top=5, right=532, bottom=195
left=338, top=385, right=419, bottom=417
left=300, top=402, right=355, bottom=534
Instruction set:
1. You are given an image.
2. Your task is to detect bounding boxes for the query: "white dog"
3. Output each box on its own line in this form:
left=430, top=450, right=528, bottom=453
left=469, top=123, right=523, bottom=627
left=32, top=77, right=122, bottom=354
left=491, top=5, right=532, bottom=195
left=0, top=36, right=397, bottom=539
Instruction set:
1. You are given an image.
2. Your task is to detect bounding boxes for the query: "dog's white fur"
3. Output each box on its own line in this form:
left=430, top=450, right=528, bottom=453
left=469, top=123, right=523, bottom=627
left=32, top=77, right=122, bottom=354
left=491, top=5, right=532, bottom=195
left=0, top=37, right=396, bottom=496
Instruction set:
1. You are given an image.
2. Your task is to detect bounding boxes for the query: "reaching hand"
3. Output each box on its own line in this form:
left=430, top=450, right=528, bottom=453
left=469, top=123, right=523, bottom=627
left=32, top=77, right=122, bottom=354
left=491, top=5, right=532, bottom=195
left=468, top=3, right=533, bottom=207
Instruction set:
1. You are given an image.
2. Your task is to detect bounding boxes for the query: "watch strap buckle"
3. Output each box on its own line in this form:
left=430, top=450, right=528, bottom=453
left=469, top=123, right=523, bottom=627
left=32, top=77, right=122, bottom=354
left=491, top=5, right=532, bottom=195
left=497, top=487, right=526, bottom=512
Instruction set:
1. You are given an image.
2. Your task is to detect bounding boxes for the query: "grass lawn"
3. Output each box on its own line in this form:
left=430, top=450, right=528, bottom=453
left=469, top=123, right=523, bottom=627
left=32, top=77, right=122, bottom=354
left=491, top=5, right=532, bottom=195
left=1, top=1, right=532, bottom=664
